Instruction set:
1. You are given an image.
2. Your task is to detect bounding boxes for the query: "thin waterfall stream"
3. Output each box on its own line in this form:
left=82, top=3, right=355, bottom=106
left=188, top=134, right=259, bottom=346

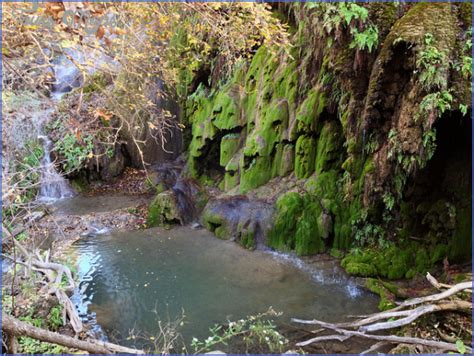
left=37, top=133, right=74, bottom=202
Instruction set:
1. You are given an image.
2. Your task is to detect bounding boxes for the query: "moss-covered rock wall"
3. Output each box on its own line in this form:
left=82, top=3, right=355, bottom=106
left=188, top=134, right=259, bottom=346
left=168, top=3, right=471, bottom=271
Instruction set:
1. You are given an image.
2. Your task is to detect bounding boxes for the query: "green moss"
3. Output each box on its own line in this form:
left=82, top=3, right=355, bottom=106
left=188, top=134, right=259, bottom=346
left=268, top=192, right=304, bottom=251
left=344, top=262, right=378, bottom=277
left=201, top=209, right=230, bottom=240
left=212, top=87, right=243, bottom=131
left=238, top=224, right=256, bottom=250
left=295, top=135, right=316, bottom=179
left=148, top=191, right=180, bottom=227
left=243, top=100, right=289, bottom=158
left=341, top=242, right=444, bottom=280
left=315, top=121, right=343, bottom=175
left=295, top=195, right=325, bottom=255
left=269, top=193, right=327, bottom=256
left=220, top=134, right=241, bottom=167
left=239, top=156, right=272, bottom=194
left=365, top=278, right=397, bottom=311
left=187, top=86, right=217, bottom=177
left=330, top=248, right=344, bottom=259
left=305, top=171, right=338, bottom=201
left=430, top=243, right=448, bottom=264
left=295, top=88, right=326, bottom=133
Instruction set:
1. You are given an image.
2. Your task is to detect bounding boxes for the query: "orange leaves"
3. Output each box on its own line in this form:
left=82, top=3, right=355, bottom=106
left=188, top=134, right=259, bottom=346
left=93, top=108, right=113, bottom=122
left=45, top=2, right=65, bottom=20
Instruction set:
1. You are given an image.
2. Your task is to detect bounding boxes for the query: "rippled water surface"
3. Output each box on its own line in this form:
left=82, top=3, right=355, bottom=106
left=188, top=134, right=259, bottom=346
left=68, top=226, right=378, bottom=348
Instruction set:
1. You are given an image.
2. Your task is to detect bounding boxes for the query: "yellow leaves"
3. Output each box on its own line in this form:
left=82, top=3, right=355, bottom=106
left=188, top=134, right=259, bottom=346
left=113, top=27, right=127, bottom=36
left=87, top=152, right=94, bottom=159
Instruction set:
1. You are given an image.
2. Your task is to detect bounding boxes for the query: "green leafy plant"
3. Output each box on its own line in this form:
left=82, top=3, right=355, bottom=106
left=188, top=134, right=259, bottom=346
left=418, top=90, right=453, bottom=121
left=416, top=33, right=449, bottom=90
left=48, top=305, right=63, bottom=331
left=307, top=3, right=378, bottom=52
left=453, top=27, right=472, bottom=80
left=18, top=336, right=66, bottom=354
left=191, top=308, right=287, bottom=353
left=383, top=192, right=395, bottom=211
left=55, top=133, right=94, bottom=172
left=459, top=104, right=469, bottom=116
left=422, top=129, right=437, bottom=162
left=350, top=25, right=378, bottom=52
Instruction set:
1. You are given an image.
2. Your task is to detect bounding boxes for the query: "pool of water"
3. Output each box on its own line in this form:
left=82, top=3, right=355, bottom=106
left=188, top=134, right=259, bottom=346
left=68, top=226, right=378, bottom=350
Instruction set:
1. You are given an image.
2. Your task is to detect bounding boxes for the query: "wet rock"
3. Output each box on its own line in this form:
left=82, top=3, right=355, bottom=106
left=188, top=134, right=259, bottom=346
left=147, top=161, right=209, bottom=227
left=201, top=195, right=274, bottom=250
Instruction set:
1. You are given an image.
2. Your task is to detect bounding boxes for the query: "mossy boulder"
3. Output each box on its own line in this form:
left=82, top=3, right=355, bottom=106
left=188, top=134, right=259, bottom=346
left=268, top=192, right=327, bottom=256
left=148, top=191, right=181, bottom=227
left=212, top=88, right=242, bottom=131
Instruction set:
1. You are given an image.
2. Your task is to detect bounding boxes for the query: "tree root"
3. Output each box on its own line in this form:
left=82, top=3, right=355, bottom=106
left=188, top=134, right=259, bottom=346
left=292, top=273, right=473, bottom=354
left=3, top=224, right=83, bottom=333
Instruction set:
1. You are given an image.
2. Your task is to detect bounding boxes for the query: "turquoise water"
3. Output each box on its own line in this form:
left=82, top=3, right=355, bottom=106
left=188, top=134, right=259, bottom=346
left=69, top=226, right=378, bottom=350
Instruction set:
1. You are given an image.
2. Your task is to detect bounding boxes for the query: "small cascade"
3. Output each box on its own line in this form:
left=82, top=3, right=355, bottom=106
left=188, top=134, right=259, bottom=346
left=37, top=134, right=74, bottom=202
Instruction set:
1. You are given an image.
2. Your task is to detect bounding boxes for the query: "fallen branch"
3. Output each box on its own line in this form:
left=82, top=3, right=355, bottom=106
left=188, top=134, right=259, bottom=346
left=395, top=281, right=472, bottom=308
left=293, top=275, right=472, bottom=353
left=292, top=318, right=472, bottom=353
left=427, top=272, right=472, bottom=292
left=359, top=300, right=471, bottom=333
left=2, top=312, right=144, bottom=354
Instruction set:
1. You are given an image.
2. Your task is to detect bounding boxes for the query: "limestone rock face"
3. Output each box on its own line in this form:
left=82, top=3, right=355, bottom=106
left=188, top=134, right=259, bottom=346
left=169, top=3, right=472, bottom=265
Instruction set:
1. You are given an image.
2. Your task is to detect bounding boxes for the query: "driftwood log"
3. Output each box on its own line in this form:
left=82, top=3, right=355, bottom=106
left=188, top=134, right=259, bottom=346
left=292, top=274, right=473, bottom=354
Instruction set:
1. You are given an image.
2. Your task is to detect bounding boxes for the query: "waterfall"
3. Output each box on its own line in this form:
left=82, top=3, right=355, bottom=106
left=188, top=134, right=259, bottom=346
left=37, top=134, right=74, bottom=202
